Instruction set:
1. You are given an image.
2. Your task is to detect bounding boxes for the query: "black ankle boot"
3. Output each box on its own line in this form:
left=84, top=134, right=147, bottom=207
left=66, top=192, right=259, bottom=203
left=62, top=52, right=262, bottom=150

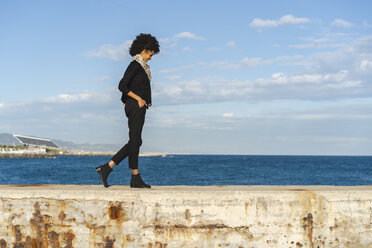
left=95, top=163, right=112, bottom=188
left=130, top=173, right=151, bottom=188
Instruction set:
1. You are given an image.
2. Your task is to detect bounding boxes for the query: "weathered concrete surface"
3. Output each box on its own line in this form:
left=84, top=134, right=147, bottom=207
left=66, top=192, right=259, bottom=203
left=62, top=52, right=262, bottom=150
left=0, top=185, right=371, bottom=248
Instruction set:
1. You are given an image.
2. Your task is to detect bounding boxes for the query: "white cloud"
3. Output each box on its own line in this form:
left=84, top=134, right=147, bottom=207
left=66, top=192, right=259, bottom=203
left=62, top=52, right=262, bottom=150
left=331, top=19, right=353, bottom=28
left=289, top=37, right=345, bottom=49
left=158, top=32, right=205, bottom=43
left=43, top=92, right=96, bottom=104
left=226, top=40, right=236, bottom=47
left=157, top=32, right=204, bottom=54
left=154, top=34, right=372, bottom=105
left=271, top=55, right=309, bottom=66
left=279, top=14, right=310, bottom=25
left=240, top=57, right=263, bottom=66
left=353, top=35, right=372, bottom=54
left=153, top=67, right=366, bottom=105
left=289, top=43, right=344, bottom=49
left=174, top=32, right=204, bottom=40
left=360, top=60, right=372, bottom=71
left=325, top=81, right=362, bottom=89
left=41, top=89, right=114, bottom=104
left=250, top=14, right=310, bottom=28
left=161, top=86, right=183, bottom=97
left=83, top=40, right=132, bottom=60
left=304, top=35, right=372, bottom=76
left=148, top=114, right=235, bottom=130
left=84, top=40, right=133, bottom=60
left=0, top=89, right=126, bottom=145
left=222, top=113, right=234, bottom=118
left=251, top=19, right=277, bottom=28
left=264, top=70, right=349, bottom=85
left=183, top=80, right=205, bottom=94
left=159, top=55, right=307, bottom=73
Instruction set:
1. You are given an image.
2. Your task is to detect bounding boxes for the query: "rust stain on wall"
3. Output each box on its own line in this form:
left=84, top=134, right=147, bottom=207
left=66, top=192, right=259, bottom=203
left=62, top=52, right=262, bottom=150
left=296, top=241, right=303, bottom=247
left=147, top=241, right=168, bottom=248
left=12, top=225, right=23, bottom=244
left=104, top=236, right=115, bottom=248
left=185, top=209, right=191, bottom=223
left=108, top=205, right=119, bottom=220
left=107, top=202, right=128, bottom=222
left=0, top=239, right=6, bottom=248
left=58, top=211, right=66, bottom=223
left=244, top=202, right=249, bottom=216
left=63, top=230, right=75, bottom=248
left=29, top=202, right=50, bottom=248
left=123, top=234, right=134, bottom=244
left=303, top=213, right=314, bottom=248
left=155, top=241, right=168, bottom=248
left=31, top=238, right=39, bottom=248
left=47, top=231, right=60, bottom=247
left=87, top=223, right=121, bottom=247
left=151, top=223, right=254, bottom=241
left=8, top=200, right=77, bottom=248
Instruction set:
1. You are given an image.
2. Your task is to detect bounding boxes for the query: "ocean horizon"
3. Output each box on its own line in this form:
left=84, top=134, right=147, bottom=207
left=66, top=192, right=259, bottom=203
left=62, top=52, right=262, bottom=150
left=0, top=154, right=371, bottom=186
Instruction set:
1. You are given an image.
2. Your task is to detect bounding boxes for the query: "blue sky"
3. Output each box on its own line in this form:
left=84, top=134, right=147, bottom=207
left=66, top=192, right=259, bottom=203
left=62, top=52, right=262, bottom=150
left=1, top=0, right=372, bottom=155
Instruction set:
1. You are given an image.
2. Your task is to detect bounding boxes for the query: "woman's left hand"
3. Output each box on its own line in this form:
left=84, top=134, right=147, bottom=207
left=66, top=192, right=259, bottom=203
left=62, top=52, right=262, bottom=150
left=138, top=98, right=147, bottom=108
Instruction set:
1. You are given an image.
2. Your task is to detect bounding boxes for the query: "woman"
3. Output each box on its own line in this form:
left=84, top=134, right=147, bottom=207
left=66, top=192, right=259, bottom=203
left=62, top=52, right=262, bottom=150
left=95, top=33, right=160, bottom=188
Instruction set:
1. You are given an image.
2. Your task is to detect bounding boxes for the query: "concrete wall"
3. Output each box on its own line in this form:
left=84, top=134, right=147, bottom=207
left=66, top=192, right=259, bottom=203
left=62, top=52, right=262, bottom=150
left=0, top=185, right=371, bottom=248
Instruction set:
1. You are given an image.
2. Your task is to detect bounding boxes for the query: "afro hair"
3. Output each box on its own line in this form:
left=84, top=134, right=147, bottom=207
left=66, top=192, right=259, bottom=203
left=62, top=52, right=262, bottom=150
left=129, top=33, right=160, bottom=56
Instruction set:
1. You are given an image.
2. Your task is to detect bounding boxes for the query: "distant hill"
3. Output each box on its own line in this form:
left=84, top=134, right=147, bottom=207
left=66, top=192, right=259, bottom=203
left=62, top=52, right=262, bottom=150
left=0, top=133, right=22, bottom=145
left=0, top=133, right=120, bottom=152
left=53, top=138, right=121, bottom=152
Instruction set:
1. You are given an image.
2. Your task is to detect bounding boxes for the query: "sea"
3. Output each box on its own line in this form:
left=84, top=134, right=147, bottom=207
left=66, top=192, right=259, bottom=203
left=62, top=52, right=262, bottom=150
left=0, top=155, right=371, bottom=186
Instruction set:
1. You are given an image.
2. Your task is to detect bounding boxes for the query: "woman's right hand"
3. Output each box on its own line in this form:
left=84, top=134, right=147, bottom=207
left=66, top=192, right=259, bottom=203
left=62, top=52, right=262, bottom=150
left=137, top=98, right=147, bottom=108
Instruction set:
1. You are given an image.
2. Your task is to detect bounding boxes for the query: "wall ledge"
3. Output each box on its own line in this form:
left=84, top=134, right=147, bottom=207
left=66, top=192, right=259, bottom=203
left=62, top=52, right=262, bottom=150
left=1, top=185, right=371, bottom=247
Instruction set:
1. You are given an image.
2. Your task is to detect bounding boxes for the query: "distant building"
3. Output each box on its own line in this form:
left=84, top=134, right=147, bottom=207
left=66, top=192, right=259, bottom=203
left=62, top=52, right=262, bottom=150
left=13, top=134, right=60, bottom=149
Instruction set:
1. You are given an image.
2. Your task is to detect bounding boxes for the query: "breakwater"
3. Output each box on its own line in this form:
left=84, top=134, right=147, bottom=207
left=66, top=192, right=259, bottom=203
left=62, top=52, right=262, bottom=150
left=0, top=185, right=371, bottom=247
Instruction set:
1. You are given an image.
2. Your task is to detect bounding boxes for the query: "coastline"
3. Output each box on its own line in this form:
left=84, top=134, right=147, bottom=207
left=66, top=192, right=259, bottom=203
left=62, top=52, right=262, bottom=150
left=0, top=152, right=180, bottom=158
left=0, top=154, right=57, bottom=158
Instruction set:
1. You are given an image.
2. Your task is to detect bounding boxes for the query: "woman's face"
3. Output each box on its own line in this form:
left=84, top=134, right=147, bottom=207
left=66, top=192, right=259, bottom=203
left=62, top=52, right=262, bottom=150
left=141, top=49, right=155, bottom=63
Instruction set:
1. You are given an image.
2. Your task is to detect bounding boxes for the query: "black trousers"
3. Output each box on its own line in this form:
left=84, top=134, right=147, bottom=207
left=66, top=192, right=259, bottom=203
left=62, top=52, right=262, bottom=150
left=111, top=98, right=146, bottom=169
